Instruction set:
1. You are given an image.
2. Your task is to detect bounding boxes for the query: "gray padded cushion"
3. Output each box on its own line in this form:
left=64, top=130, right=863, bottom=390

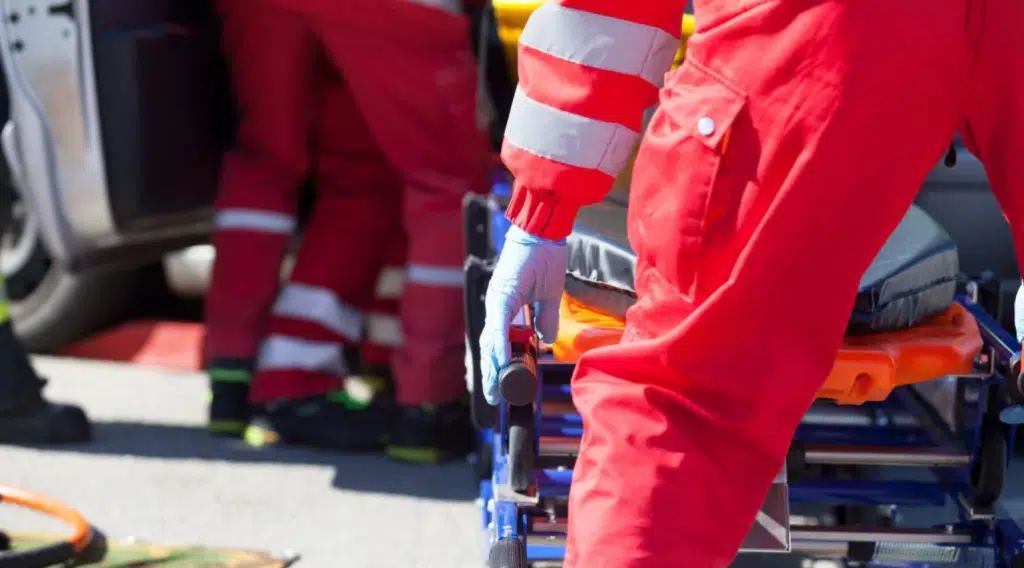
left=564, top=202, right=959, bottom=334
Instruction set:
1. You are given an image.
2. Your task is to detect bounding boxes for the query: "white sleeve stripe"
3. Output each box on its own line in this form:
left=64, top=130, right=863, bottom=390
left=519, top=3, right=678, bottom=87
left=504, top=87, right=640, bottom=177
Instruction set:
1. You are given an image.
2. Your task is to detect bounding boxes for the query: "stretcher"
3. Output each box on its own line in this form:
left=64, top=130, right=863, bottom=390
left=464, top=183, right=1024, bottom=567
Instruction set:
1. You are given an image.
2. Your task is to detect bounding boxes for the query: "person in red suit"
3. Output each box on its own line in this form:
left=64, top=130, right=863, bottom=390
left=207, top=0, right=489, bottom=462
left=481, top=0, right=1024, bottom=564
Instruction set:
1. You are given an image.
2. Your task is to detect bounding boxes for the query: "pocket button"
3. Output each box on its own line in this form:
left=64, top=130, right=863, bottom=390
left=697, top=117, right=716, bottom=136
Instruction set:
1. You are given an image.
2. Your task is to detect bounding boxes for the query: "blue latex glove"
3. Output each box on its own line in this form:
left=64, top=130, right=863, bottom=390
left=480, top=225, right=569, bottom=405
left=1016, top=280, right=1024, bottom=343
left=1006, top=281, right=1024, bottom=424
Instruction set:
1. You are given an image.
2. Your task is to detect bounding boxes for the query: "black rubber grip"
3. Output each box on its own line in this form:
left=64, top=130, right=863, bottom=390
left=0, top=541, right=76, bottom=568
left=488, top=538, right=528, bottom=568
left=499, top=358, right=537, bottom=407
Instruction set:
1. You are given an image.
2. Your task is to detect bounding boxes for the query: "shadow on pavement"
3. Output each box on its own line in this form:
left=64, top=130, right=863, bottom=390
left=45, top=420, right=478, bottom=503
left=16, top=422, right=907, bottom=568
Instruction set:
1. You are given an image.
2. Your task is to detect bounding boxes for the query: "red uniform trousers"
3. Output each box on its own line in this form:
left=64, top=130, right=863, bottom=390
left=205, top=0, right=402, bottom=369
left=564, top=0, right=1024, bottom=565
left=231, top=0, right=489, bottom=406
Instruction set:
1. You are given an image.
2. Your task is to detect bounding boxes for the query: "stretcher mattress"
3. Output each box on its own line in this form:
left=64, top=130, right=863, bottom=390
left=565, top=201, right=959, bottom=334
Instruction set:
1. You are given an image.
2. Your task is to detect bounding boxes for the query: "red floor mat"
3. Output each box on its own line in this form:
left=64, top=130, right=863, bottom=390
left=58, top=321, right=204, bottom=372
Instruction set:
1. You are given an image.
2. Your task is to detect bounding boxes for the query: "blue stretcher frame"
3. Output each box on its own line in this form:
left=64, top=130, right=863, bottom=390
left=465, top=181, right=1024, bottom=567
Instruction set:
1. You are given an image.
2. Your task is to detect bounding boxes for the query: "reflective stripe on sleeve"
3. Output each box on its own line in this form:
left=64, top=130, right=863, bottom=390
left=256, top=335, right=347, bottom=375
left=215, top=209, right=295, bottom=235
left=366, top=314, right=402, bottom=348
left=504, top=87, right=641, bottom=177
left=375, top=267, right=405, bottom=300
left=272, top=283, right=363, bottom=342
left=407, top=264, right=464, bottom=288
left=519, top=3, right=679, bottom=87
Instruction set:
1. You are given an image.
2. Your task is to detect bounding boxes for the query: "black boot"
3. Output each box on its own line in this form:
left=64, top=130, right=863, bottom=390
left=0, top=322, right=90, bottom=445
left=207, top=357, right=252, bottom=437
left=244, top=374, right=393, bottom=451
left=387, top=401, right=474, bottom=464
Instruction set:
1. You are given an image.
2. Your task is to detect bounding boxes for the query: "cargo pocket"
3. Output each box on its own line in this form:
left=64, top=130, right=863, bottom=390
left=632, top=57, right=747, bottom=299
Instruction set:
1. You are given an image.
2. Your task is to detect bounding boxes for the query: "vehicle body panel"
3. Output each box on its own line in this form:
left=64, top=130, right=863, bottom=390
left=0, top=0, right=226, bottom=273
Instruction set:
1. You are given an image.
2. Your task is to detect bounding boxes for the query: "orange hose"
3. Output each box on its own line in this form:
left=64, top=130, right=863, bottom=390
left=0, top=483, right=93, bottom=552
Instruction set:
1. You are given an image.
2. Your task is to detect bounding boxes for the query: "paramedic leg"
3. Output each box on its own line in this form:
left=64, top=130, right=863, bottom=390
left=205, top=0, right=317, bottom=435
left=963, top=0, right=1024, bottom=348
left=360, top=234, right=408, bottom=377
left=566, top=1, right=967, bottom=565
left=0, top=276, right=90, bottom=444
left=316, top=9, right=491, bottom=462
left=246, top=68, right=404, bottom=450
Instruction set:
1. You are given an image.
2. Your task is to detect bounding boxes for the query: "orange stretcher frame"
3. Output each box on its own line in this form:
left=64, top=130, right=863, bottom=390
left=552, top=295, right=985, bottom=405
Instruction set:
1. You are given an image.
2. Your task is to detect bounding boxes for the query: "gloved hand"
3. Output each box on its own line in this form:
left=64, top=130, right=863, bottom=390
left=479, top=225, right=569, bottom=405
left=1016, top=280, right=1024, bottom=343
left=1004, top=281, right=1024, bottom=424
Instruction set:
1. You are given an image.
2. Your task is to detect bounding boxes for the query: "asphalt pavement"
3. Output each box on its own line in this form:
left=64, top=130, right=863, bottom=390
left=1, top=357, right=481, bottom=568
left=3, top=357, right=1023, bottom=567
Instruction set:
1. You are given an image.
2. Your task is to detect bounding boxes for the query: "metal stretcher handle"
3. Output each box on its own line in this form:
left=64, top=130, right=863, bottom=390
left=500, top=305, right=538, bottom=407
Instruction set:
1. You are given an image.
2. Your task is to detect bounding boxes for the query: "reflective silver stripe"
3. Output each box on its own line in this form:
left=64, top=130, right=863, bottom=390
left=366, top=314, right=402, bottom=347
left=773, top=466, right=787, bottom=484
left=272, top=283, right=363, bottom=342
left=375, top=268, right=405, bottom=300
left=256, top=335, right=347, bottom=375
left=407, top=264, right=464, bottom=288
left=519, top=3, right=678, bottom=87
left=215, top=209, right=295, bottom=235
left=755, top=510, right=789, bottom=547
left=505, top=87, right=641, bottom=177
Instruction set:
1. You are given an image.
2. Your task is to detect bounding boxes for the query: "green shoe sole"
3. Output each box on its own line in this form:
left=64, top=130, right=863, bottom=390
left=386, top=445, right=452, bottom=465
left=207, top=420, right=247, bottom=437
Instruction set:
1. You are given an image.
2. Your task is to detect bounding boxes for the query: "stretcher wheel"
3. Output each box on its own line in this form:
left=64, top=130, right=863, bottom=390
left=970, top=418, right=1007, bottom=508
left=488, top=538, right=528, bottom=568
left=508, top=405, right=535, bottom=493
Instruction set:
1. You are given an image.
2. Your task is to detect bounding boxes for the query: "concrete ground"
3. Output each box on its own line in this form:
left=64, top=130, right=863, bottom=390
left=1, top=357, right=480, bottom=568
left=1, top=357, right=1022, bottom=567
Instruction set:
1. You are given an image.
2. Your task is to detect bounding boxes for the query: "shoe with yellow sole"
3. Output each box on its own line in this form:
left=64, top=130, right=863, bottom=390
left=206, top=358, right=252, bottom=437
left=244, top=374, right=393, bottom=451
